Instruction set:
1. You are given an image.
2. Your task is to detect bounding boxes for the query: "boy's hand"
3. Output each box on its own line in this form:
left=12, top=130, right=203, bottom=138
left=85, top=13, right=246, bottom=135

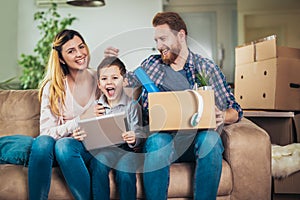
left=94, top=103, right=106, bottom=117
left=122, top=131, right=136, bottom=145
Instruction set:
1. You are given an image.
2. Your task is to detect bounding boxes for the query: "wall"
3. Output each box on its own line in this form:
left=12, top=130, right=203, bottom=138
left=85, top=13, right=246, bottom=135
left=163, top=0, right=238, bottom=83
left=0, top=0, right=162, bottom=82
left=237, top=0, right=300, bottom=48
left=0, top=0, right=19, bottom=82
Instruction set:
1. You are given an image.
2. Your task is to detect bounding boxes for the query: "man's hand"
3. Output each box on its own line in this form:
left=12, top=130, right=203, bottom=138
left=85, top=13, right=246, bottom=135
left=215, top=106, right=225, bottom=128
left=104, top=46, right=119, bottom=57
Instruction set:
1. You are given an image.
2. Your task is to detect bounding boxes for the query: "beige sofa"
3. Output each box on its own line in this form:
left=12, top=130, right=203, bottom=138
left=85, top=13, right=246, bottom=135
left=0, top=89, right=272, bottom=200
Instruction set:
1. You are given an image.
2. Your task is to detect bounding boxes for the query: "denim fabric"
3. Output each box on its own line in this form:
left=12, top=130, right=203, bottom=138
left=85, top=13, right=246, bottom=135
left=143, top=130, right=224, bottom=200
left=89, top=146, right=138, bottom=200
left=28, top=135, right=56, bottom=200
left=28, top=135, right=93, bottom=200
left=55, top=137, right=94, bottom=200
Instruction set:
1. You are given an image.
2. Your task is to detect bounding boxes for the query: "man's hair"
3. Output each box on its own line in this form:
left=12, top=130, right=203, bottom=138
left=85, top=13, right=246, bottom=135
left=97, top=56, right=127, bottom=79
left=152, top=12, right=188, bottom=35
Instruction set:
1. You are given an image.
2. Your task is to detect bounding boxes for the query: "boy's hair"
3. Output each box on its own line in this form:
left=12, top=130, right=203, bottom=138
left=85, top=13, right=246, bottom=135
left=152, top=12, right=188, bottom=36
left=97, top=56, right=127, bottom=79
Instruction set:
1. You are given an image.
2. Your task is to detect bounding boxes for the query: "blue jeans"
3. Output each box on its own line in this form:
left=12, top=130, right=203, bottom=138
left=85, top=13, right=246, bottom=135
left=143, top=130, right=224, bottom=200
left=28, top=135, right=93, bottom=200
left=89, top=145, right=139, bottom=200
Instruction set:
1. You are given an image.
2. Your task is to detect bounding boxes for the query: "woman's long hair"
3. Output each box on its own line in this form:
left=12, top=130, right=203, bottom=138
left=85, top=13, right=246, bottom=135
left=38, top=29, right=90, bottom=116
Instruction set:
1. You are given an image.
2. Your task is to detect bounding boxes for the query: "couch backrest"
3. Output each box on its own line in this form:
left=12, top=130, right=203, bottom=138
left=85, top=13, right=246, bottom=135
left=0, top=90, right=40, bottom=138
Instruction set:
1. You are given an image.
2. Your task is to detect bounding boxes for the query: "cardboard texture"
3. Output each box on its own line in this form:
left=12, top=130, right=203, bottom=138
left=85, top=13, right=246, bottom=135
left=244, top=111, right=300, bottom=194
left=274, top=171, right=300, bottom=194
left=244, top=111, right=299, bottom=145
left=148, top=90, right=216, bottom=132
left=235, top=35, right=300, bottom=65
left=235, top=43, right=255, bottom=65
left=235, top=57, right=300, bottom=111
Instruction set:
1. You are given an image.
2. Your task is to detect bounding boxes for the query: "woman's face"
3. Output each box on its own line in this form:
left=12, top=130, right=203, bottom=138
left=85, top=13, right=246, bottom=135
left=97, top=65, right=124, bottom=106
left=60, top=35, right=89, bottom=71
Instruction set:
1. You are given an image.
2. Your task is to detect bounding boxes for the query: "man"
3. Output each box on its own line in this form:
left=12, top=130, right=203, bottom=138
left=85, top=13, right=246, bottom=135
left=105, top=12, right=242, bottom=200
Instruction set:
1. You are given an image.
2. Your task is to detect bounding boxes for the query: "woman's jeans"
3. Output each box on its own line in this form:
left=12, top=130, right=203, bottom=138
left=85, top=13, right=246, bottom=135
left=89, top=145, right=140, bottom=200
left=143, top=130, right=224, bottom=200
left=28, top=135, right=93, bottom=200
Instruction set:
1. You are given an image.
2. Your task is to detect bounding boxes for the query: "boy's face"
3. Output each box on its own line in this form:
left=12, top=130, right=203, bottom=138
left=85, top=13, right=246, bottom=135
left=97, top=65, right=124, bottom=105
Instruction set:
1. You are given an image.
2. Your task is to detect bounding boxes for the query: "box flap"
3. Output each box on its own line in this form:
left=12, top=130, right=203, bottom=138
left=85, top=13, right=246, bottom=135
left=235, top=43, right=255, bottom=65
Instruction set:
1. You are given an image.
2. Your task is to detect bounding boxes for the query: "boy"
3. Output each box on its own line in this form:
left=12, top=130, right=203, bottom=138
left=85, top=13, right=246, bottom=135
left=90, top=56, right=144, bottom=200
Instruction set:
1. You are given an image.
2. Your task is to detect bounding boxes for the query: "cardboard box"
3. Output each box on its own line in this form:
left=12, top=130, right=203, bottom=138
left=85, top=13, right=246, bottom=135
left=235, top=42, right=255, bottom=65
left=243, top=110, right=299, bottom=145
left=244, top=111, right=300, bottom=195
left=235, top=35, right=300, bottom=65
left=274, top=170, right=300, bottom=194
left=148, top=90, right=216, bottom=132
left=235, top=58, right=300, bottom=111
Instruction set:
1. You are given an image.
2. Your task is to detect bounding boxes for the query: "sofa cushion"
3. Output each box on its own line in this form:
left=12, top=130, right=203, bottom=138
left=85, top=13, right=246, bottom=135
left=0, top=135, right=33, bottom=165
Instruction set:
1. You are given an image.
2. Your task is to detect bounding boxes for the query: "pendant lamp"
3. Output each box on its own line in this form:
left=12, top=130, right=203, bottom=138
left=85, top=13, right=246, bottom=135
left=67, top=0, right=105, bottom=7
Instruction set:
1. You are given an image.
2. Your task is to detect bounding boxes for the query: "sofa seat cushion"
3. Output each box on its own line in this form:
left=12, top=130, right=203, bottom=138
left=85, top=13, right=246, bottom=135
left=0, top=165, right=73, bottom=200
left=166, top=160, right=232, bottom=198
left=0, top=161, right=232, bottom=200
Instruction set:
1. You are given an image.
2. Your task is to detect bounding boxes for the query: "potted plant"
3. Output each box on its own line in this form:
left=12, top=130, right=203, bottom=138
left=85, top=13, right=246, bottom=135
left=18, top=3, right=77, bottom=89
left=195, top=70, right=211, bottom=90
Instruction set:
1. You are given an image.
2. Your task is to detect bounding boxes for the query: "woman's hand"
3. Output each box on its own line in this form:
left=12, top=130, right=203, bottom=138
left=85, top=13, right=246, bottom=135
left=104, top=46, right=119, bottom=57
left=122, top=131, right=136, bottom=145
left=72, top=127, right=87, bottom=141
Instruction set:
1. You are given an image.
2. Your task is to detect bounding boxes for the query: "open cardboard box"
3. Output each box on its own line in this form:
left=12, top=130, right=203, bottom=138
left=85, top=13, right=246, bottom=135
left=235, top=35, right=300, bottom=111
left=148, top=89, right=216, bottom=132
left=235, top=35, right=300, bottom=65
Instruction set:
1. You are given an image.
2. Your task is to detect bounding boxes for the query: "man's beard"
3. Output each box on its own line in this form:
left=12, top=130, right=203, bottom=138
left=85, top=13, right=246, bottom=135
left=161, top=45, right=181, bottom=65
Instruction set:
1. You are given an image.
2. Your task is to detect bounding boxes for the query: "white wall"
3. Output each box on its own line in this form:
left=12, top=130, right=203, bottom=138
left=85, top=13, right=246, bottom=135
left=0, top=0, right=18, bottom=82
left=5, top=0, right=162, bottom=81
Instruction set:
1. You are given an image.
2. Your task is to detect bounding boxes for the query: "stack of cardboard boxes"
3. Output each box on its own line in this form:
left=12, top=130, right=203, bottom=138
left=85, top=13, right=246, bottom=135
left=234, top=35, right=300, bottom=198
left=235, top=35, right=300, bottom=111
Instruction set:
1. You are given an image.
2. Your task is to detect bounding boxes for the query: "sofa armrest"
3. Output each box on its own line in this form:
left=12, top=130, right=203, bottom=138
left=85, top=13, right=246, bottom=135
left=221, top=117, right=271, bottom=200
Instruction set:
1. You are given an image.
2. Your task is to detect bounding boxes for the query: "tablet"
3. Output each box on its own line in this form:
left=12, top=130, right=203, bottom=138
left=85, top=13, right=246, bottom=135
left=78, top=112, right=127, bottom=150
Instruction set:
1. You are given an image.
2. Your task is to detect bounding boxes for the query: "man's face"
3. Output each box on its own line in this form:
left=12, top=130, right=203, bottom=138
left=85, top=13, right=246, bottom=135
left=154, top=24, right=182, bottom=65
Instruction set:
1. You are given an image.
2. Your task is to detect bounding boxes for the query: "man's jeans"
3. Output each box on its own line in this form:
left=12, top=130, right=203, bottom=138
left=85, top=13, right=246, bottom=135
left=143, top=130, right=224, bottom=200
left=28, top=135, right=93, bottom=200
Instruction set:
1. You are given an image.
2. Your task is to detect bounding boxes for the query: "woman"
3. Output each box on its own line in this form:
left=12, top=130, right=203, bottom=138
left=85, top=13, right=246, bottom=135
left=28, top=29, right=99, bottom=200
